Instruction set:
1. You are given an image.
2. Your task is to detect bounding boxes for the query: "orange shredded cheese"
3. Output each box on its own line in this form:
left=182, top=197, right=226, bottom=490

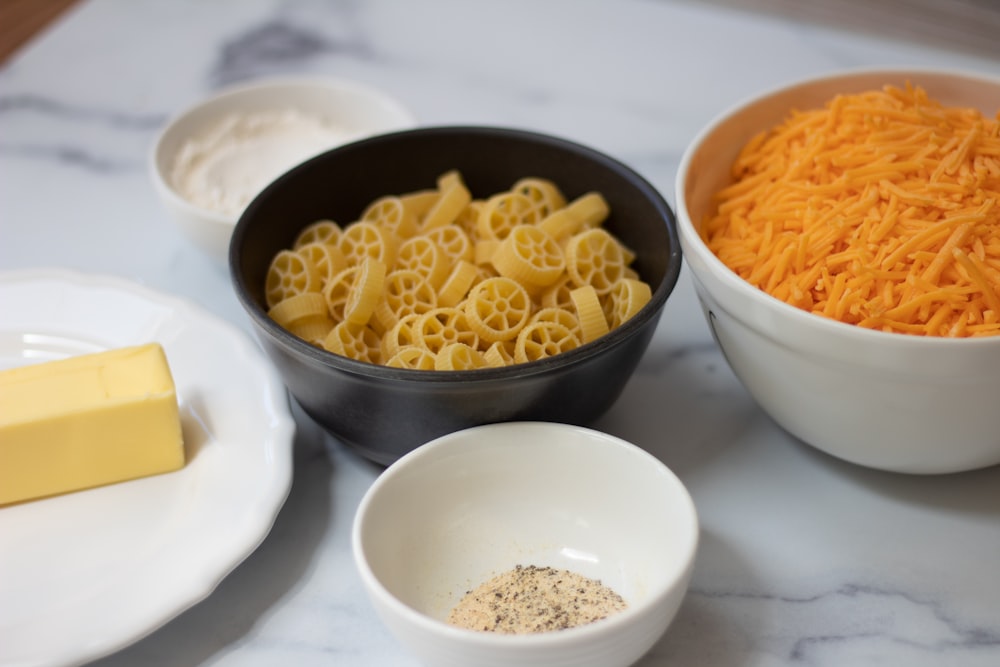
left=703, top=83, right=1000, bottom=337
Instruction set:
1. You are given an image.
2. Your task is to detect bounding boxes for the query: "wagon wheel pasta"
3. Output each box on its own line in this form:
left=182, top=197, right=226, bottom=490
left=492, top=225, right=566, bottom=288
left=434, top=342, right=488, bottom=370
left=323, top=266, right=361, bottom=323
left=539, top=274, right=576, bottom=311
left=385, top=345, right=437, bottom=370
left=474, top=239, right=501, bottom=267
left=339, top=220, right=396, bottom=267
left=322, top=321, right=382, bottom=364
left=381, top=313, right=421, bottom=360
left=293, top=219, right=341, bottom=249
left=566, top=192, right=610, bottom=228
left=538, top=208, right=580, bottom=242
left=396, top=235, right=450, bottom=289
left=265, top=249, right=320, bottom=308
left=343, top=257, right=387, bottom=326
left=374, top=269, right=439, bottom=331
left=464, top=277, right=533, bottom=343
left=454, top=200, right=484, bottom=238
left=424, top=225, right=474, bottom=265
left=514, top=321, right=580, bottom=363
left=398, top=189, right=439, bottom=219
left=483, top=340, right=516, bottom=367
left=474, top=261, right=500, bottom=283
left=268, top=292, right=335, bottom=347
left=477, top=192, right=542, bottom=240
left=295, top=241, right=347, bottom=287
left=530, top=306, right=581, bottom=337
left=438, top=260, right=478, bottom=308
left=267, top=291, right=328, bottom=328
left=566, top=228, right=628, bottom=294
left=287, top=315, right=335, bottom=346
left=262, top=170, right=655, bottom=368
left=423, top=170, right=472, bottom=230
left=605, top=278, right=652, bottom=328
left=413, top=307, right=479, bottom=353
left=570, top=285, right=610, bottom=343
left=512, top=177, right=567, bottom=218
left=362, top=195, right=420, bottom=240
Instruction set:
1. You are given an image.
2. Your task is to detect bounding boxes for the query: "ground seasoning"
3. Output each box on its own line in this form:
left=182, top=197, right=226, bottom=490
left=446, top=564, right=628, bottom=634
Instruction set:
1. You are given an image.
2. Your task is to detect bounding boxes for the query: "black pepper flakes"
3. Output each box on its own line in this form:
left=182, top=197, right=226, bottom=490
left=446, top=565, right=627, bottom=634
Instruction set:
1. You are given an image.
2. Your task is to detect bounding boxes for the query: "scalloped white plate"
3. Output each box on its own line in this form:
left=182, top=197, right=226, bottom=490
left=0, top=269, right=295, bottom=667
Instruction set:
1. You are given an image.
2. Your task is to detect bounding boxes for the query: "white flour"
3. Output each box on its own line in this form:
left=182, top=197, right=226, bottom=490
left=170, top=109, right=362, bottom=216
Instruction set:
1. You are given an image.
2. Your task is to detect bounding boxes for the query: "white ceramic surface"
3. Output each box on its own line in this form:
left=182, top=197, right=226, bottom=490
left=0, top=269, right=295, bottom=667
left=352, top=422, right=698, bottom=667
left=675, top=68, right=1000, bottom=474
left=150, top=76, right=417, bottom=263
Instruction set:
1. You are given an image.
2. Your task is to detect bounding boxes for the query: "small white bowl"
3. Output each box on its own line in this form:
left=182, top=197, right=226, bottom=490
left=676, top=67, right=1000, bottom=474
left=352, top=422, right=698, bottom=667
left=150, top=77, right=416, bottom=263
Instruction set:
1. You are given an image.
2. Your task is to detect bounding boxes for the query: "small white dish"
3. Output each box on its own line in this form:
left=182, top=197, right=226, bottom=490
left=352, top=422, right=699, bottom=667
left=150, top=76, right=417, bottom=263
left=0, top=269, right=295, bottom=667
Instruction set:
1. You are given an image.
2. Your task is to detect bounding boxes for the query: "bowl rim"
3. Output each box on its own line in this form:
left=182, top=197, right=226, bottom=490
left=351, top=421, right=699, bottom=647
left=675, top=65, right=1000, bottom=351
left=149, top=74, right=418, bottom=226
left=230, top=124, right=684, bottom=382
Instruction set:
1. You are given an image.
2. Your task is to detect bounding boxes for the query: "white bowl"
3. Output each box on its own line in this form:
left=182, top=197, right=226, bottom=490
left=150, top=77, right=416, bottom=263
left=676, top=67, right=1000, bottom=474
left=352, top=422, right=698, bottom=667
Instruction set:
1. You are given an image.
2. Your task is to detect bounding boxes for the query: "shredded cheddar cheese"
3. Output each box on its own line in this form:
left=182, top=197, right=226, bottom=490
left=703, top=83, right=1000, bottom=337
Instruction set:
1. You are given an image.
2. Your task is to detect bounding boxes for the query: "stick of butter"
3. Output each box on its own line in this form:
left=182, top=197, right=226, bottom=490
left=0, top=343, right=185, bottom=505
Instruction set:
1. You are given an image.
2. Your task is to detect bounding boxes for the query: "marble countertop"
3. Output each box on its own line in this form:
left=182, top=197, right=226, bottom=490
left=2, top=1, right=999, bottom=665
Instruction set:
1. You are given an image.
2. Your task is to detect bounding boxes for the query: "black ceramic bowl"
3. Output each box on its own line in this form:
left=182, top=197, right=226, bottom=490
left=230, top=126, right=682, bottom=464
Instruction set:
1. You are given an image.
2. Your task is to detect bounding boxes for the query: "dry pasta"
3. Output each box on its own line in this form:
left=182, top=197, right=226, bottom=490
left=423, top=170, right=471, bottom=230
left=267, top=291, right=328, bottom=328
left=295, top=241, right=347, bottom=287
left=483, top=340, right=516, bottom=367
left=702, top=83, right=1000, bottom=337
left=397, top=235, right=450, bottom=288
left=435, top=342, right=488, bottom=370
left=374, top=269, right=439, bottom=331
left=339, top=220, right=395, bottom=267
left=287, top=316, right=334, bottom=346
left=438, top=260, right=478, bottom=307
left=265, top=249, right=320, bottom=308
left=323, top=266, right=360, bottom=323
left=565, top=228, right=627, bottom=294
left=512, top=176, right=568, bottom=217
left=381, top=313, right=421, bottom=360
left=343, top=257, right=386, bottom=326
left=478, top=192, right=541, bottom=240
left=362, top=195, right=420, bottom=240
left=570, top=285, right=611, bottom=343
left=322, top=321, right=381, bottom=364
left=293, top=219, right=341, bottom=249
left=385, top=345, right=437, bottom=370
left=514, top=321, right=580, bottom=363
left=491, top=224, right=566, bottom=288
left=464, top=277, right=533, bottom=343
left=263, top=171, right=654, bottom=368
left=413, top=307, right=480, bottom=353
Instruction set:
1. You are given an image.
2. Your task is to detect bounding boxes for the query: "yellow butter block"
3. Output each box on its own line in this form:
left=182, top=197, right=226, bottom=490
left=0, top=343, right=185, bottom=505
